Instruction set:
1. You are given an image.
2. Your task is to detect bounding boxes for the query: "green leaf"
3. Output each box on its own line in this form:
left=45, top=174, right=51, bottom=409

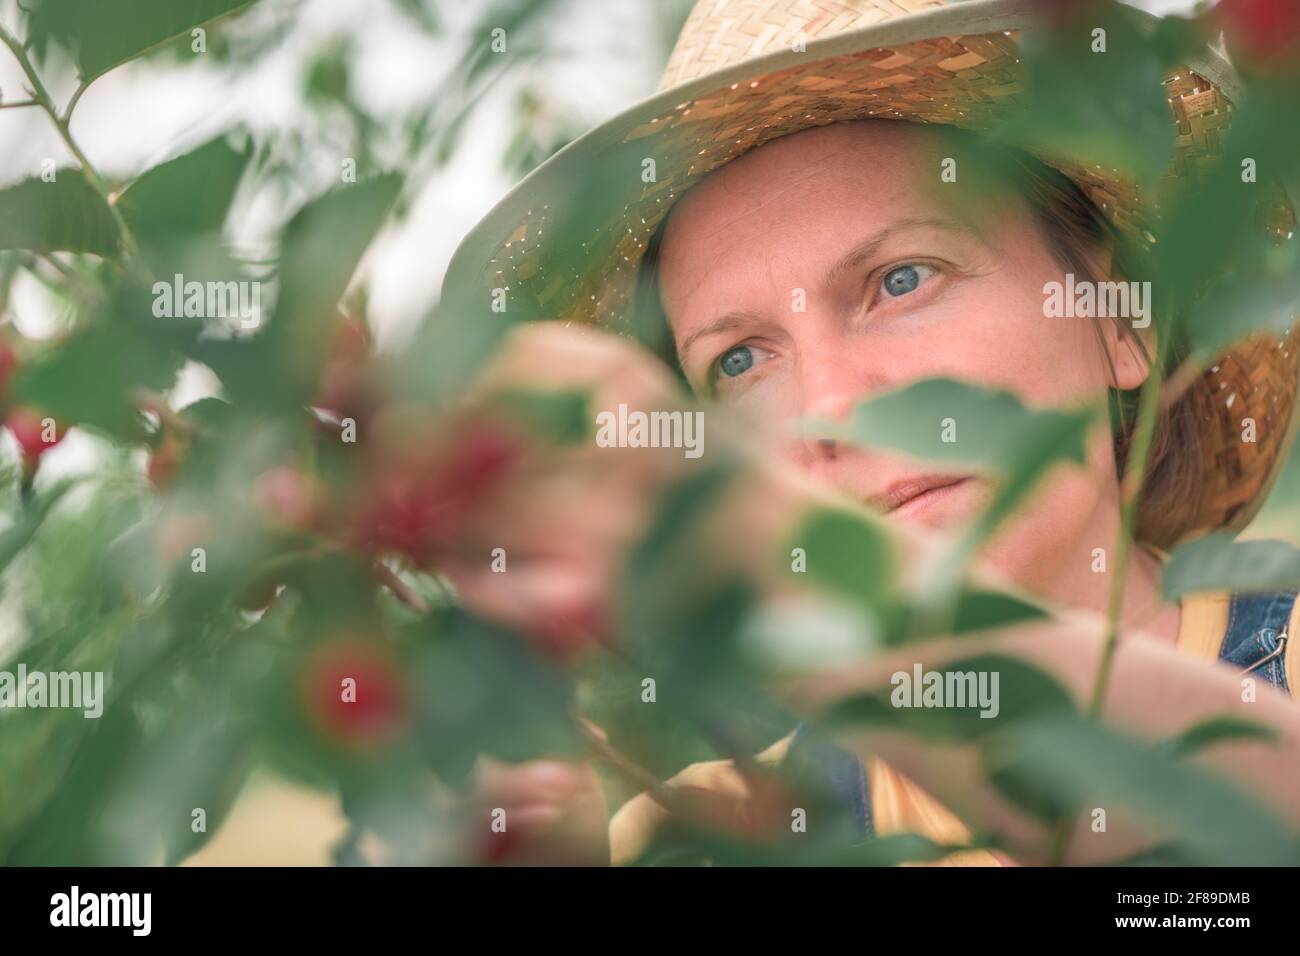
left=787, top=506, right=894, bottom=609
left=26, top=0, right=262, bottom=85
left=820, top=654, right=1076, bottom=743
left=117, top=135, right=252, bottom=245
left=12, top=285, right=196, bottom=441
left=412, top=612, right=584, bottom=782
left=1153, top=86, right=1300, bottom=307
left=0, top=174, right=119, bottom=256
left=986, top=715, right=1300, bottom=865
left=989, top=1, right=1175, bottom=188
left=0, top=479, right=77, bottom=576
left=891, top=587, right=1050, bottom=644
left=197, top=175, right=400, bottom=412
left=821, top=832, right=998, bottom=867
left=1164, top=715, right=1281, bottom=758
left=1182, top=240, right=1300, bottom=361
left=822, top=378, right=1093, bottom=473
left=820, top=378, right=1093, bottom=593
left=487, top=387, right=590, bottom=444
left=1162, top=533, right=1300, bottom=599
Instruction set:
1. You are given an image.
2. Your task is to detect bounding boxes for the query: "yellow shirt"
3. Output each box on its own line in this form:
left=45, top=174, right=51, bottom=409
left=608, top=593, right=1300, bottom=866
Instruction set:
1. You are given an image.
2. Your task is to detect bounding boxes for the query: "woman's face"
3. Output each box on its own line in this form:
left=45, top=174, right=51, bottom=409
left=657, top=120, right=1148, bottom=595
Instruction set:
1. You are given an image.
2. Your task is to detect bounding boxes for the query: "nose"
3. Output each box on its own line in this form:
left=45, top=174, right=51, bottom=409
left=788, top=328, right=889, bottom=466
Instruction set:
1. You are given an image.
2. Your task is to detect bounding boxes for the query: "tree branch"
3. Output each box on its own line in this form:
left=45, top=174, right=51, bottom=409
left=0, top=21, right=147, bottom=277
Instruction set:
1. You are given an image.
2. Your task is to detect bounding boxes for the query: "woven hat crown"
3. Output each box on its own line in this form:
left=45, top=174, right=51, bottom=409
left=662, top=0, right=950, bottom=88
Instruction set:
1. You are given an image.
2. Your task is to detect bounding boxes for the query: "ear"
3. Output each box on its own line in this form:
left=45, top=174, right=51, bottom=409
left=1086, top=243, right=1153, bottom=392
left=1099, top=316, right=1153, bottom=391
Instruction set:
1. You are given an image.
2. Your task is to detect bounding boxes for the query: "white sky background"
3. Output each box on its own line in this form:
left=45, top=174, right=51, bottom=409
left=0, top=0, right=1207, bottom=481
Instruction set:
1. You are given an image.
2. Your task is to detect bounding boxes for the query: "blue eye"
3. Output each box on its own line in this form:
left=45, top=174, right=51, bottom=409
left=718, top=345, right=755, bottom=378
left=882, top=264, right=927, bottom=297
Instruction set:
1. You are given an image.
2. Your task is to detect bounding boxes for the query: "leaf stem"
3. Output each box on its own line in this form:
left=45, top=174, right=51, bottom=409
left=375, top=561, right=430, bottom=613
left=1087, top=332, right=1171, bottom=717
left=577, top=717, right=688, bottom=816
left=1047, top=315, right=1173, bottom=866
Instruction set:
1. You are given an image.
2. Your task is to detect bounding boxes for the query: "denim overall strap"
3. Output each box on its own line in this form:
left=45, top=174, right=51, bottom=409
left=1218, top=591, right=1295, bottom=696
left=787, top=723, right=873, bottom=842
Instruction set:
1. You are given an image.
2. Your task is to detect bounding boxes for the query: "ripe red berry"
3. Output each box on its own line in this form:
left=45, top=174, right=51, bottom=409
left=252, top=464, right=321, bottom=532
left=146, top=426, right=188, bottom=490
left=6, top=406, right=65, bottom=470
left=346, top=420, right=522, bottom=567
left=300, top=638, right=409, bottom=749
left=526, top=594, right=612, bottom=661
left=1220, top=0, right=1300, bottom=72
left=313, top=312, right=376, bottom=425
left=0, top=335, right=19, bottom=403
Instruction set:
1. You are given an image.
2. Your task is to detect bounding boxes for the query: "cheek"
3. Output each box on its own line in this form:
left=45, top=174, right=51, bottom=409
left=923, top=279, right=1110, bottom=408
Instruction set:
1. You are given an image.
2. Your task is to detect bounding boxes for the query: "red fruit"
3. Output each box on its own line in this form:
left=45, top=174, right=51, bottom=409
left=313, top=312, right=376, bottom=424
left=252, top=464, right=321, bottom=532
left=300, top=638, right=409, bottom=749
left=347, top=422, right=522, bottom=566
left=146, top=426, right=188, bottom=490
left=527, top=594, right=612, bottom=662
left=1220, top=0, right=1300, bottom=71
left=6, top=406, right=66, bottom=469
left=441, top=426, right=522, bottom=490
left=154, top=512, right=213, bottom=566
left=475, top=813, right=530, bottom=865
left=0, top=335, right=19, bottom=402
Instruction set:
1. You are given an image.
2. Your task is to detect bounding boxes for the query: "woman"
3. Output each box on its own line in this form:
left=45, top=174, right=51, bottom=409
left=442, top=0, right=1300, bottom=865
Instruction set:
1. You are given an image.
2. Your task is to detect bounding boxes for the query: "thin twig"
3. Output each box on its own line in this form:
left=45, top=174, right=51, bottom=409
left=375, top=562, right=430, bottom=613
left=1046, top=312, right=1174, bottom=866
left=577, top=718, right=686, bottom=816
left=62, top=79, right=88, bottom=123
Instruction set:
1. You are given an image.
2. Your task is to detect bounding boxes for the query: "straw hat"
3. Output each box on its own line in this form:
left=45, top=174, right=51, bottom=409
left=444, top=0, right=1299, bottom=548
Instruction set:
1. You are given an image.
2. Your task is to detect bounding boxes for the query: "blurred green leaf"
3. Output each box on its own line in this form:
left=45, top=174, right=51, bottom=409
left=1162, top=533, right=1300, bottom=598
left=1164, top=714, right=1281, bottom=758
left=0, top=174, right=118, bottom=257
left=412, top=611, right=584, bottom=783
left=13, top=285, right=197, bottom=440
left=822, top=832, right=997, bottom=867
left=788, top=506, right=894, bottom=609
left=821, top=654, right=1076, bottom=743
left=117, top=135, right=252, bottom=246
left=823, top=378, right=1093, bottom=473
left=0, top=479, right=77, bottom=577
left=488, top=387, right=590, bottom=444
left=196, top=174, right=400, bottom=412
left=26, top=0, right=262, bottom=85
left=986, top=715, right=1300, bottom=865
left=891, top=587, right=1050, bottom=645
left=991, top=0, right=1175, bottom=187
left=1182, top=239, right=1300, bottom=361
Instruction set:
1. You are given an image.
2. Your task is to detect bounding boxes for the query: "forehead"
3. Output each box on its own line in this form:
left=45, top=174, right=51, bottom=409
left=658, top=120, right=945, bottom=264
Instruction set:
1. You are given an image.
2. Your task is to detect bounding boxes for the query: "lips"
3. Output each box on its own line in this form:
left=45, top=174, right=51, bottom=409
left=867, top=474, right=972, bottom=515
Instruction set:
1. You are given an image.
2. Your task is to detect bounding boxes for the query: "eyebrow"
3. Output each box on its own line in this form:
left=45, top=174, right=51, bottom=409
left=824, top=215, right=983, bottom=284
left=676, top=216, right=983, bottom=362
